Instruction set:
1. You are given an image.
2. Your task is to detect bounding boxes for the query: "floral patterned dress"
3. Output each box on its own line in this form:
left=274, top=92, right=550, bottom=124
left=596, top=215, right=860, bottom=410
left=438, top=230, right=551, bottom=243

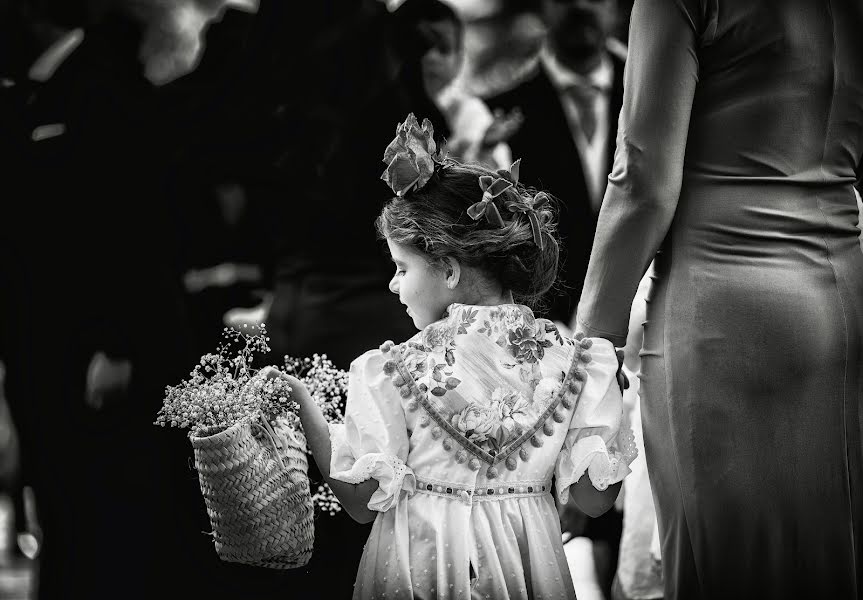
left=330, top=303, right=636, bottom=599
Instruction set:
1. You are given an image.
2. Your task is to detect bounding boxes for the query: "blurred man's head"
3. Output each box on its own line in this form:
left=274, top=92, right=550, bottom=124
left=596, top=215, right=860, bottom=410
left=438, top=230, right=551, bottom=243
left=541, top=0, right=617, bottom=71
left=419, top=15, right=462, bottom=96
left=393, top=0, right=464, bottom=97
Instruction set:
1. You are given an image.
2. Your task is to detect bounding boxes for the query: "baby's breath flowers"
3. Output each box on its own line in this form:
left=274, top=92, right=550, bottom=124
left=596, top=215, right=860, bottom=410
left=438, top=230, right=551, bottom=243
left=154, top=324, right=294, bottom=435
left=155, top=325, right=348, bottom=515
left=282, top=354, right=347, bottom=429
left=312, top=483, right=342, bottom=517
left=283, top=354, right=347, bottom=515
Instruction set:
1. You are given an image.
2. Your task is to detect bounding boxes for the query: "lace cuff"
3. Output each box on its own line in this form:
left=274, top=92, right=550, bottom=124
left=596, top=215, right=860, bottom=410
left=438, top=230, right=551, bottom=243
left=555, top=427, right=638, bottom=502
left=329, top=424, right=416, bottom=512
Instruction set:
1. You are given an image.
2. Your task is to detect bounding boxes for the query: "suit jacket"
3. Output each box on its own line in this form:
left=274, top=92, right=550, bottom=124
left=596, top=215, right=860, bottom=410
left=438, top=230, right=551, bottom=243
left=484, top=48, right=625, bottom=324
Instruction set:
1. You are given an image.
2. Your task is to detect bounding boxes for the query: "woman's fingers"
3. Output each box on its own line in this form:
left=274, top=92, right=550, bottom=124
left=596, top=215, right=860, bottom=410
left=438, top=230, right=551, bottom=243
left=615, top=349, right=630, bottom=392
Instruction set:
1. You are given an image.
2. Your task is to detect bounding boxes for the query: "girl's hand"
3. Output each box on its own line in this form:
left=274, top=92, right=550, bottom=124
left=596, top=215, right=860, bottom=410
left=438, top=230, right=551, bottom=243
left=569, top=477, right=622, bottom=518
left=258, top=367, right=311, bottom=406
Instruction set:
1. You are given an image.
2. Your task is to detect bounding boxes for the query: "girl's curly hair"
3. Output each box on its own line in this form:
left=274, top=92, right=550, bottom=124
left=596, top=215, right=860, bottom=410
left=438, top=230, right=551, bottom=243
left=376, top=159, right=561, bottom=309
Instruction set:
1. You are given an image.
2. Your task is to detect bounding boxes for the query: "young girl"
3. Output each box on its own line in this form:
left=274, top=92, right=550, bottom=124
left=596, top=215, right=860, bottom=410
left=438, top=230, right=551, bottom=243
left=272, top=114, right=636, bottom=599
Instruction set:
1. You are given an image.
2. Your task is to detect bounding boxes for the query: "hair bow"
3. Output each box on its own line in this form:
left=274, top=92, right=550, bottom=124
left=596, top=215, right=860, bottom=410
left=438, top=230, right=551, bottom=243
left=467, top=159, right=548, bottom=248
left=466, top=159, right=522, bottom=227
left=504, top=191, right=549, bottom=250
left=467, top=177, right=509, bottom=227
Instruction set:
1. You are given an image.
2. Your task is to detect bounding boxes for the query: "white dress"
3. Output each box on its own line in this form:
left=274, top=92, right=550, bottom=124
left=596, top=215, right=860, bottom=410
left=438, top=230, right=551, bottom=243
left=330, top=303, right=636, bottom=600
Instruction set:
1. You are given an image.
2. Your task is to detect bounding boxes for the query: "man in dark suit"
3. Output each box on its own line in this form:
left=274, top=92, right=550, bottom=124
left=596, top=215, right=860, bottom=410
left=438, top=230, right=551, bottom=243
left=484, top=0, right=626, bottom=326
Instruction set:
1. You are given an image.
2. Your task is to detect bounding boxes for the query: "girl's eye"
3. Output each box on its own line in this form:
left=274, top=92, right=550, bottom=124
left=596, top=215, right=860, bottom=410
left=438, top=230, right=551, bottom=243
left=397, top=270, right=406, bottom=276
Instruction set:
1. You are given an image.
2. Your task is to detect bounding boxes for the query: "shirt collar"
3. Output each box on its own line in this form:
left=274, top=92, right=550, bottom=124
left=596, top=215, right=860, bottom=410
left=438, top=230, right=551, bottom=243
left=540, top=44, right=613, bottom=94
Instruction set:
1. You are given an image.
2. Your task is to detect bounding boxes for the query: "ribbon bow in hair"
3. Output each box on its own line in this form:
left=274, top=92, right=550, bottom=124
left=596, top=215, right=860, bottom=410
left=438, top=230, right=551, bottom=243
left=467, top=177, right=509, bottom=227
left=504, top=191, right=549, bottom=250
left=466, top=159, right=522, bottom=228
left=466, top=159, right=548, bottom=248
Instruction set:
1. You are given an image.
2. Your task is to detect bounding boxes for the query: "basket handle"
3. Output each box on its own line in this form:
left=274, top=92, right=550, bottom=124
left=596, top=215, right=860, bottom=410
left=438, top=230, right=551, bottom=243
left=255, top=417, right=303, bottom=471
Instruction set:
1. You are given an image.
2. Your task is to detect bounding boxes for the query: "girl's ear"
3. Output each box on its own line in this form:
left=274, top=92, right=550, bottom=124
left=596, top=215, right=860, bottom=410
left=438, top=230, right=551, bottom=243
left=443, top=256, right=461, bottom=289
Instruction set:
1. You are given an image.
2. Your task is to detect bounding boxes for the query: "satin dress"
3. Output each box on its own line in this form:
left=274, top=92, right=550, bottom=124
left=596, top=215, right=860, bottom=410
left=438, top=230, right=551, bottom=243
left=576, top=1, right=863, bottom=598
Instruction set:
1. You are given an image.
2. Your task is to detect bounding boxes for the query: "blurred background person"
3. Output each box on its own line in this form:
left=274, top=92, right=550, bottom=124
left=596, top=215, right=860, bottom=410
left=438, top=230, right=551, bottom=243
left=449, top=0, right=545, bottom=101
left=0, top=1, right=254, bottom=597
left=0, top=1, right=78, bottom=581
left=484, top=0, right=626, bottom=328
left=393, top=0, right=524, bottom=170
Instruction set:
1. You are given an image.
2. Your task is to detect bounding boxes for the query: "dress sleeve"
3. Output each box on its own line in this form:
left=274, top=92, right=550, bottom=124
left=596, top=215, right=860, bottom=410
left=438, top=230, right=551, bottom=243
left=575, top=0, right=707, bottom=346
left=329, top=349, right=416, bottom=512
left=555, top=339, right=638, bottom=502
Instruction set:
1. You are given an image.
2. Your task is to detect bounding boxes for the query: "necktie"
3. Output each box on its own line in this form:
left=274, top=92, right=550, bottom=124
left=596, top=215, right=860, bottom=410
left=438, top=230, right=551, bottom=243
left=564, top=83, right=600, bottom=143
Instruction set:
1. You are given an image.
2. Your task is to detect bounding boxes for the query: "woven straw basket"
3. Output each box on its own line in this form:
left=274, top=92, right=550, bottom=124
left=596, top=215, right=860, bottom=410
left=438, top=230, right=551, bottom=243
left=190, top=419, right=315, bottom=569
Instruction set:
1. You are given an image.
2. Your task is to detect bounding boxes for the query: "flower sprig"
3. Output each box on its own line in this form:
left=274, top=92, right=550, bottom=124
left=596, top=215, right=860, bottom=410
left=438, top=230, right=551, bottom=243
left=312, top=483, right=342, bottom=517
left=282, top=354, right=347, bottom=516
left=282, top=353, right=347, bottom=430
left=154, top=327, right=350, bottom=515
left=154, top=324, right=295, bottom=436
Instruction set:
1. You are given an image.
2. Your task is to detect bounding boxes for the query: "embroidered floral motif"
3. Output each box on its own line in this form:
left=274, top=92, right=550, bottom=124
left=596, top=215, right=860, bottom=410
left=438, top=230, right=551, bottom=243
left=422, top=321, right=455, bottom=353
left=491, top=388, right=530, bottom=432
left=402, top=343, right=430, bottom=380
left=383, top=303, right=591, bottom=471
left=450, top=403, right=498, bottom=444
left=545, top=321, right=567, bottom=346
left=488, top=388, right=531, bottom=452
left=504, top=324, right=554, bottom=364
left=430, top=361, right=461, bottom=397
left=456, top=307, right=479, bottom=335
left=447, top=386, right=533, bottom=454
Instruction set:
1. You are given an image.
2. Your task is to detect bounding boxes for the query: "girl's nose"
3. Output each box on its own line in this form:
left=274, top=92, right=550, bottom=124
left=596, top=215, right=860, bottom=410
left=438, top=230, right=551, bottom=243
left=388, top=275, right=399, bottom=294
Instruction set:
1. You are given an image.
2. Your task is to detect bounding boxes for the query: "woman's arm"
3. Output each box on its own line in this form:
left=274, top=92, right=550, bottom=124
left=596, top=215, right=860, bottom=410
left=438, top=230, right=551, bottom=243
left=576, top=0, right=702, bottom=346
left=264, top=369, right=378, bottom=524
left=569, top=477, right=622, bottom=518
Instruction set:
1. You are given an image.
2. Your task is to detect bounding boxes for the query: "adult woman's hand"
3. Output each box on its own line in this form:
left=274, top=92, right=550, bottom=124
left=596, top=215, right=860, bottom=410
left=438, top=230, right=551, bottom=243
left=616, top=348, right=630, bottom=394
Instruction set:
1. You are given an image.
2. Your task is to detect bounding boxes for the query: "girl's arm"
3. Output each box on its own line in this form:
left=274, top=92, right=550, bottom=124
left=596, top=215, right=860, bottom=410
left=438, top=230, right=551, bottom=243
left=568, top=477, right=622, bottom=518
left=264, top=369, right=378, bottom=524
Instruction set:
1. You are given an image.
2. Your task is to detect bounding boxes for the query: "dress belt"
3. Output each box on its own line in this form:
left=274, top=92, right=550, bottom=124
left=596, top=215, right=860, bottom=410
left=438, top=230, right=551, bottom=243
left=413, top=477, right=552, bottom=505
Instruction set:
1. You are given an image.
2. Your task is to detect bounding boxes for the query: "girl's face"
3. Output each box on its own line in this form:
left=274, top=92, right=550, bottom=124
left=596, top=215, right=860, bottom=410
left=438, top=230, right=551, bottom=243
left=387, top=239, right=459, bottom=330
